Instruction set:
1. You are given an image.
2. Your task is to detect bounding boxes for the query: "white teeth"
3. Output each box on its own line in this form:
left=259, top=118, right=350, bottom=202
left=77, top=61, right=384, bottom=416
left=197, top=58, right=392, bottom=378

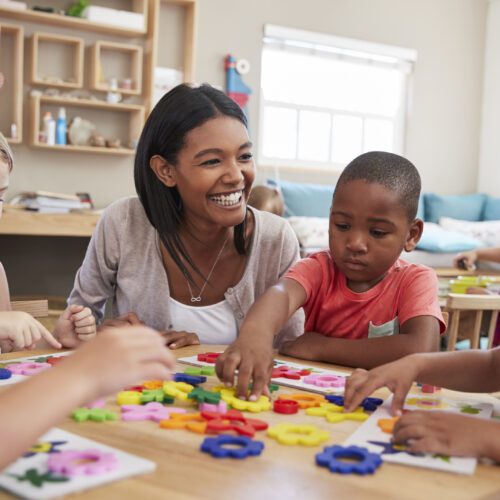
left=209, top=191, right=242, bottom=206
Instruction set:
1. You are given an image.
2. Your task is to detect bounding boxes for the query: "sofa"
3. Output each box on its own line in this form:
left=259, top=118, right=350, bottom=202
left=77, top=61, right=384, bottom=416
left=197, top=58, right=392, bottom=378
left=269, top=179, right=500, bottom=268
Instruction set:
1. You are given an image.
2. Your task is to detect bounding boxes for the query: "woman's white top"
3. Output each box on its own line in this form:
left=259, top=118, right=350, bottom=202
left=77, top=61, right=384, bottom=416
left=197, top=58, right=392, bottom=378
left=167, top=297, right=238, bottom=344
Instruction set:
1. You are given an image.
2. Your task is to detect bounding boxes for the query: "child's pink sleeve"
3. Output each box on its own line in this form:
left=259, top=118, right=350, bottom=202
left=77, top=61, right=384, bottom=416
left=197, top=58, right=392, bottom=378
left=398, top=267, right=446, bottom=333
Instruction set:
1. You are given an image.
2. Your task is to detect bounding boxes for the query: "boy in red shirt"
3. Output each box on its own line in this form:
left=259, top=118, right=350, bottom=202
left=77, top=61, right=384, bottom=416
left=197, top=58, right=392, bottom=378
left=217, top=151, right=445, bottom=399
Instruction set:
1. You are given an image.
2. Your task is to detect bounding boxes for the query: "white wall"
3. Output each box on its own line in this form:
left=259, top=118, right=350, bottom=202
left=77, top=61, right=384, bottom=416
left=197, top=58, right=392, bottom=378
left=478, top=0, right=500, bottom=196
left=8, top=0, right=488, bottom=207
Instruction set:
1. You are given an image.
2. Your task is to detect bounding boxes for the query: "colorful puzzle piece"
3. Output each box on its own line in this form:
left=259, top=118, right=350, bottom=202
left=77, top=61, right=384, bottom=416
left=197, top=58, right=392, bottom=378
left=48, top=449, right=118, bottom=476
left=72, top=408, right=118, bottom=423
left=142, top=380, right=163, bottom=390
left=197, top=352, right=221, bottom=364
left=7, top=362, right=50, bottom=376
left=0, top=368, right=12, bottom=379
left=199, top=401, right=228, bottom=414
left=316, top=445, right=382, bottom=475
left=325, top=395, right=384, bottom=412
left=159, top=413, right=207, bottom=433
left=306, top=403, right=369, bottom=423
left=184, top=366, right=216, bottom=376
left=173, top=373, right=207, bottom=385
left=188, top=387, right=221, bottom=405
left=277, top=393, right=326, bottom=409
left=267, top=423, right=329, bottom=446
left=163, top=381, right=194, bottom=401
left=116, top=391, right=142, bottom=406
left=273, top=399, right=299, bottom=414
left=140, top=389, right=174, bottom=404
left=405, top=397, right=448, bottom=409
left=24, top=440, right=67, bottom=458
left=202, top=409, right=268, bottom=438
left=271, top=365, right=311, bottom=380
left=216, top=387, right=271, bottom=413
left=377, top=417, right=400, bottom=434
left=303, top=374, right=345, bottom=388
left=121, top=403, right=186, bottom=422
left=201, top=435, right=264, bottom=459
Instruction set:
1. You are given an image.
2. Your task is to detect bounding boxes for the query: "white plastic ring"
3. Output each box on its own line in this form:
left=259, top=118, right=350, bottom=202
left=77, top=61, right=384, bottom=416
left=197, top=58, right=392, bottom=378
left=236, top=59, right=250, bottom=75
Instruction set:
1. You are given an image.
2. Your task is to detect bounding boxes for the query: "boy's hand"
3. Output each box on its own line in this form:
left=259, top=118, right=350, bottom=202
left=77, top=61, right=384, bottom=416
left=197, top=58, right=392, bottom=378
left=279, top=332, right=324, bottom=360
left=453, top=251, right=477, bottom=271
left=64, top=326, right=176, bottom=399
left=0, top=311, right=61, bottom=350
left=344, top=357, right=419, bottom=414
left=161, top=331, right=200, bottom=350
left=393, top=411, right=490, bottom=457
left=54, top=305, right=96, bottom=348
left=216, top=338, right=274, bottom=401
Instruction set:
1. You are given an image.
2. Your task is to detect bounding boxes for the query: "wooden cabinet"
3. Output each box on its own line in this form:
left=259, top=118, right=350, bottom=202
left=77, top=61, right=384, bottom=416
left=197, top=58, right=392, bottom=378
left=0, top=0, right=196, bottom=153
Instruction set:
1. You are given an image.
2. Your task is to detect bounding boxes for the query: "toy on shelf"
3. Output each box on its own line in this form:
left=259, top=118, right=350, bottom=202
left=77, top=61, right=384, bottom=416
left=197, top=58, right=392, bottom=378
left=224, top=54, right=252, bottom=114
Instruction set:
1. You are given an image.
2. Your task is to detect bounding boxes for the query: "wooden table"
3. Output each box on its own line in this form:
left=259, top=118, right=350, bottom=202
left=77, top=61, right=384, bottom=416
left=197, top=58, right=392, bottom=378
left=1, top=345, right=499, bottom=500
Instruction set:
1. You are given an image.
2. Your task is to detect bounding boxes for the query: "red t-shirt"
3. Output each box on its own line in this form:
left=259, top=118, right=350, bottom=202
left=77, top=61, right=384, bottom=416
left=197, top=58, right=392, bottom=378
left=285, top=251, right=445, bottom=339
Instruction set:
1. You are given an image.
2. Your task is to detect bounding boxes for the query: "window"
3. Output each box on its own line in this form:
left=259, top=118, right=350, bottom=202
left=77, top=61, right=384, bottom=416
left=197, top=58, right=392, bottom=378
left=259, top=25, right=417, bottom=170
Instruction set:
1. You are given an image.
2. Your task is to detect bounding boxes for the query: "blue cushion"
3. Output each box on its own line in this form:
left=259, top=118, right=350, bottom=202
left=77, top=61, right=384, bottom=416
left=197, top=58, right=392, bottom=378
left=424, top=193, right=486, bottom=223
left=416, top=193, right=424, bottom=220
left=416, top=223, right=483, bottom=253
left=483, top=196, right=500, bottom=221
left=271, top=179, right=335, bottom=217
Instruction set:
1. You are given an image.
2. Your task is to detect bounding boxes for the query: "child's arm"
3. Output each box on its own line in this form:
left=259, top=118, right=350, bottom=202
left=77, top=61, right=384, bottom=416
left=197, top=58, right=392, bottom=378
left=216, top=278, right=307, bottom=400
left=0, top=262, right=11, bottom=311
left=454, top=247, right=500, bottom=269
left=0, top=325, right=175, bottom=470
left=393, top=411, right=500, bottom=461
left=280, top=315, right=440, bottom=370
left=344, top=348, right=500, bottom=414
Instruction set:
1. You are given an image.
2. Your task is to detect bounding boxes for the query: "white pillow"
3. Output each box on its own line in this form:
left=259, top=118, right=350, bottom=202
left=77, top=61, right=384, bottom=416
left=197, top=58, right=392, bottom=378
left=439, top=217, right=500, bottom=246
left=287, top=216, right=329, bottom=249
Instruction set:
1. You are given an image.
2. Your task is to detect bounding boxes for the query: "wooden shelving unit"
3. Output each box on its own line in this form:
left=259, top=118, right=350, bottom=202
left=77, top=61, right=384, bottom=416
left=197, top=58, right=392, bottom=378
left=0, top=22, right=23, bottom=143
left=0, top=4, right=147, bottom=37
left=30, top=32, right=84, bottom=89
left=90, top=41, right=143, bottom=95
left=30, top=95, right=145, bottom=156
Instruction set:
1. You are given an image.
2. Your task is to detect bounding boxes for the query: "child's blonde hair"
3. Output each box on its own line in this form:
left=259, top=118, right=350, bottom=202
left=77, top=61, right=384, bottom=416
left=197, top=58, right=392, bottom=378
left=0, top=133, right=14, bottom=172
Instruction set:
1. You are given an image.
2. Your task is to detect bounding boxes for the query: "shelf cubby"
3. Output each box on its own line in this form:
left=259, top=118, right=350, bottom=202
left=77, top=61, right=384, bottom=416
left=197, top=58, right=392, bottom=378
left=0, top=22, right=23, bottom=143
left=30, top=95, right=145, bottom=156
left=90, top=41, right=143, bottom=96
left=30, top=32, right=84, bottom=89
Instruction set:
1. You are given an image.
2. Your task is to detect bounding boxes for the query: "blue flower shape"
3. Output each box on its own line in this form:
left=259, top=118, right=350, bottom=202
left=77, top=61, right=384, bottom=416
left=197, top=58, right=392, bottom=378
left=325, top=395, right=384, bottom=412
left=316, top=445, right=382, bottom=475
left=173, top=373, right=207, bottom=385
left=201, top=436, right=264, bottom=459
left=0, top=368, right=12, bottom=380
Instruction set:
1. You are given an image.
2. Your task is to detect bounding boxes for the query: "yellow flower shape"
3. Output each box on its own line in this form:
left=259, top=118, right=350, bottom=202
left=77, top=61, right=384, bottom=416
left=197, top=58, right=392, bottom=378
left=216, top=387, right=271, bottom=413
left=163, top=381, right=194, bottom=401
left=306, top=403, right=368, bottom=423
left=116, top=390, right=141, bottom=406
left=405, top=397, right=448, bottom=409
left=268, top=423, right=330, bottom=446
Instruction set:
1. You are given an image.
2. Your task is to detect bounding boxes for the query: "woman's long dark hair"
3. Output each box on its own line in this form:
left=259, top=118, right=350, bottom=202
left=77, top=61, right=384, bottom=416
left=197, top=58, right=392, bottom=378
left=134, top=83, right=249, bottom=286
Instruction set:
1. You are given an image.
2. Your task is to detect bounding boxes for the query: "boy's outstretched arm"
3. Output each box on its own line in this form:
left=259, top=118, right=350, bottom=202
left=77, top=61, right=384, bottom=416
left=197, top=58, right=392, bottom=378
left=216, top=278, right=306, bottom=400
left=0, top=326, right=175, bottom=469
left=280, top=315, right=440, bottom=370
left=344, top=347, right=500, bottom=414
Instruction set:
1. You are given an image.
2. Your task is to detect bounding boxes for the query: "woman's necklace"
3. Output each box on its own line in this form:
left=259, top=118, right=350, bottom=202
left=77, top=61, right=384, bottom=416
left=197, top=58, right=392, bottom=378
left=185, top=235, right=230, bottom=303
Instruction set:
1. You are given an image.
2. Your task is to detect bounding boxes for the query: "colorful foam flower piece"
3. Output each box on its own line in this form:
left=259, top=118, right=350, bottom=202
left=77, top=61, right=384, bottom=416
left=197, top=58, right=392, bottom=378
left=72, top=408, right=118, bottom=422
left=201, top=435, right=264, bottom=458
left=316, top=445, right=382, bottom=475
left=303, top=374, right=346, bottom=388
left=163, top=381, right=194, bottom=401
left=121, top=402, right=186, bottom=422
left=48, top=449, right=118, bottom=476
left=267, top=423, right=329, bottom=446
left=306, top=403, right=369, bottom=423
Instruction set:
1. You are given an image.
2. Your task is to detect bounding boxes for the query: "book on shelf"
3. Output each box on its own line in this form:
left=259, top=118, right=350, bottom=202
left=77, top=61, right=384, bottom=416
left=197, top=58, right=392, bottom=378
left=9, top=191, right=93, bottom=213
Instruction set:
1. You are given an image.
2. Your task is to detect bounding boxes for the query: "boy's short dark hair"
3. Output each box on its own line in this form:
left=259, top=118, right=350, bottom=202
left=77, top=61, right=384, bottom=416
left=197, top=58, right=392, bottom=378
left=335, top=151, right=421, bottom=220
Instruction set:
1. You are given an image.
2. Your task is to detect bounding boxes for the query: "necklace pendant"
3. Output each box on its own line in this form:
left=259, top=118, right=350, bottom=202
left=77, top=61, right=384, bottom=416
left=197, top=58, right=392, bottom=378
left=191, top=297, right=202, bottom=303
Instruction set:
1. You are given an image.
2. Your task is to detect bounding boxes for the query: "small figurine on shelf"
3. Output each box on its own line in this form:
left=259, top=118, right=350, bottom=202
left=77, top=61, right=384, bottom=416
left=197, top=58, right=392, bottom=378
left=89, top=133, right=105, bottom=148
left=66, top=0, right=89, bottom=17
left=106, top=78, right=122, bottom=104
left=225, top=54, right=252, bottom=116
left=105, top=138, right=121, bottom=149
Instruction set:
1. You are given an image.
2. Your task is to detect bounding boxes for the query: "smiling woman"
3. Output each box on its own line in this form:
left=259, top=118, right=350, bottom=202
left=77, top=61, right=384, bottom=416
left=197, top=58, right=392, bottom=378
left=65, top=84, right=304, bottom=349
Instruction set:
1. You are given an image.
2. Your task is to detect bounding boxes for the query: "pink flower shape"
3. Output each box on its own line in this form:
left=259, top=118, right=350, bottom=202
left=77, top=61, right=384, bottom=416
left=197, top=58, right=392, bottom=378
left=303, top=374, right=346, bottom=388
left=48, top=449, right=118, bottom=476
left=121, top=402, right=186, bottom=422
left=199, top=401, right=228, bottom=414
left=7, top=362, right=51, bottom=376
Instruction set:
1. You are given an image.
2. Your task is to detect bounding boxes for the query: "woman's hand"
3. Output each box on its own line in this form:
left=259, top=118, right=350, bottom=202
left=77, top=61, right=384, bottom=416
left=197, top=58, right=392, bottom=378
left=393, top=411, right=496, bottom=458
left=161, top=330, right=200, bottom=349
left=216, top=338, right=274, bottom=400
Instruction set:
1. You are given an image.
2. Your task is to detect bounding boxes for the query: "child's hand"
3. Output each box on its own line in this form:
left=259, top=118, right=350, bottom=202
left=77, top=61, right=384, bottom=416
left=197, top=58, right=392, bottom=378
left=54, top=305, right=96, bottom=348
left=216, top=338, right=274, bottom=401
left=453, top=251, right=478, bottom=271
left=64, top=325, right=176, bottom=399
left=393, top=411, right=490, bottom=457
left=161, top=331, right=200, bottom=350
left=344, top=356, right=420, bottom=414
left=0, top=311, right=61, bottom=350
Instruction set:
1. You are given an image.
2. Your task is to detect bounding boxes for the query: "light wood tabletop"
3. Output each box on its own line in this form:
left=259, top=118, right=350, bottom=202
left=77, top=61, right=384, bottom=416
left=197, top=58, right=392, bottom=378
left=0, top=206, right=100, bottom=237
left=0, top=345, right=499, bottom=500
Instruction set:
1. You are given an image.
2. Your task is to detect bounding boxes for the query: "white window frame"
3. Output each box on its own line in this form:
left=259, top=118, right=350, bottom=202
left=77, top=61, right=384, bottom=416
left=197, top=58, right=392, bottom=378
left=258, top=24, right=417, bottom=171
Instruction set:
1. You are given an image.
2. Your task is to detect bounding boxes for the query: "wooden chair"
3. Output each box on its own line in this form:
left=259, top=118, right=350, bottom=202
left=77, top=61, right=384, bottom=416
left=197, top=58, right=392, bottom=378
left=444, top=294, right=500, bottom=350
left=10, top=299, right=49, bottom=318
